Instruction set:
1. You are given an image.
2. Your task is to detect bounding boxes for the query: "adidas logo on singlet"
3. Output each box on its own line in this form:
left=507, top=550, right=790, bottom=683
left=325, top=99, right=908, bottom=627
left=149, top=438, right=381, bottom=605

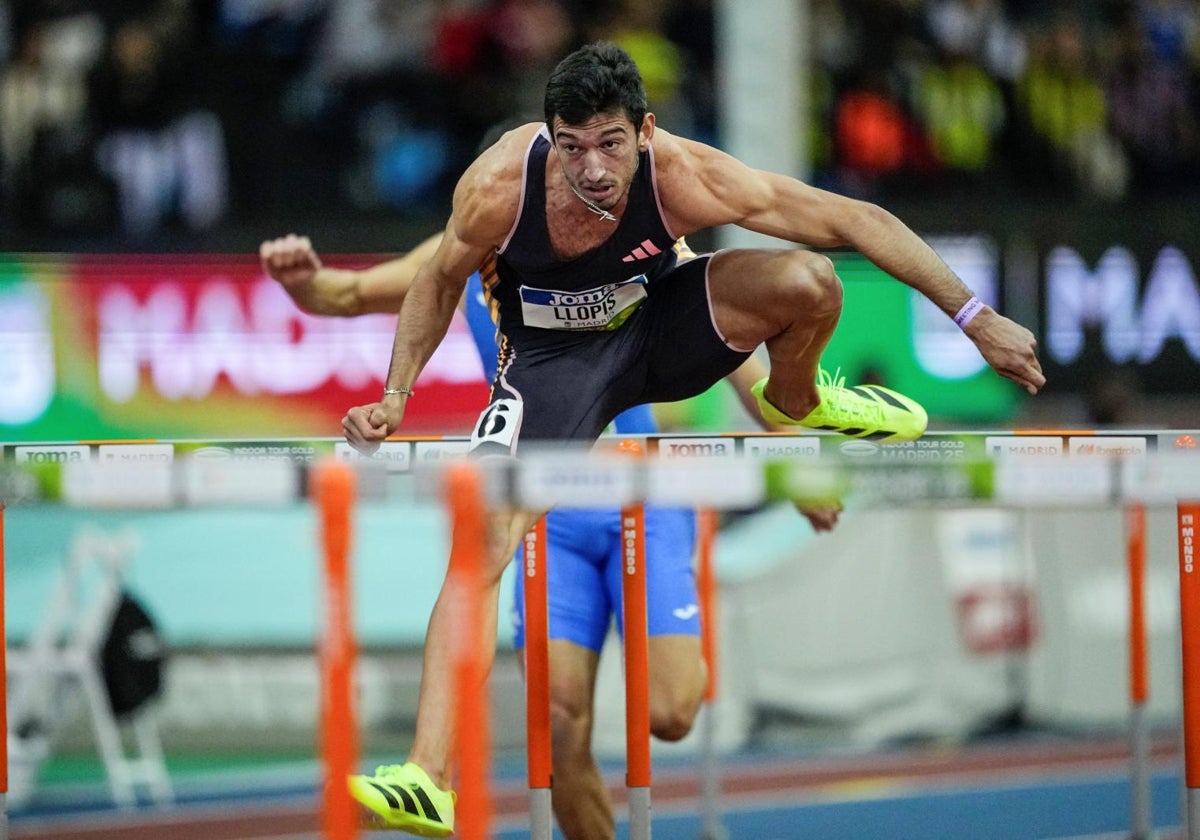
left=621, top=239, right=663, bottom=262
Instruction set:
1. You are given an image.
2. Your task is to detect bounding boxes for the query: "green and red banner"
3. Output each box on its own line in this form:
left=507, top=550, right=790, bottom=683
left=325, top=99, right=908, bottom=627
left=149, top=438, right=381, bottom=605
left=0, top=254, right=490, bottom=442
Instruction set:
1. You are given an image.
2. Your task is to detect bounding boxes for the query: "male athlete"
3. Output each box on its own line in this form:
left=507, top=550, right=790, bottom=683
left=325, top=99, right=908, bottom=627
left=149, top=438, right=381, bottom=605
left=260, top=232, right=837, bottom=838
left=339, top=42, right=1044, bottom=835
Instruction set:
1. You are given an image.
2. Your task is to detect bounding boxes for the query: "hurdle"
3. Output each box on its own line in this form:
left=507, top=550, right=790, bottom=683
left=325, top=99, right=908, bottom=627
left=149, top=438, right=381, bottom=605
left=621, top=494, right=653, bottom=839
left=319, top=458, right=495, bottom=840
left=1127, top=502, right=1152, bottom=840
left=696, top=507, right=727, bottom=840
left=1180, top=500, right=1200, bottom=840
left=3, top=431, right=1200, bottom=839
left=519, top=437, right=655, bottom=839
left=445, top=463, right=492, bottom=840
left=522, top=517, right=553, bottom=840
left=312, top=461, right=359, bottom=840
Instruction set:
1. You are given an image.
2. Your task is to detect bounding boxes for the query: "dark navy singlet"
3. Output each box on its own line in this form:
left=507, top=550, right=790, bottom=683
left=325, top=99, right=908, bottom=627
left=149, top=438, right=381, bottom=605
left=466, top=128, right=750, bottom=452
left=491, top=127, right=679, bottom=339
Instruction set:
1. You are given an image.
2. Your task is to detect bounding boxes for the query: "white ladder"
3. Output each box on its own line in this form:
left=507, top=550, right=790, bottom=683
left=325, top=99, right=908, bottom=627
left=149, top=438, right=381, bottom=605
left=6, top=527, right=173, bottom=810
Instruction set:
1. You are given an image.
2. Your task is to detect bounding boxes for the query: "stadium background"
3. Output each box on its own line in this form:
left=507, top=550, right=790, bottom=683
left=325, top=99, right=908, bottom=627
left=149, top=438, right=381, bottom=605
left=3, top=0, right=1200, bottom=836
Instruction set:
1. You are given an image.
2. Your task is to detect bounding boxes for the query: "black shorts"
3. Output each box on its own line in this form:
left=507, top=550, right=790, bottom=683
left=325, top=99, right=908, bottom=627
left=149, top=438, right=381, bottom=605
left=469, top=254, right=752, bottom=456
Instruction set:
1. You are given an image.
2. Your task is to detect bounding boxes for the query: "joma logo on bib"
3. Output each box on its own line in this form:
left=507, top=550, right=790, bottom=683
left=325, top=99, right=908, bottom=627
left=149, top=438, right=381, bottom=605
left=520, top=276, right=647, bottom=330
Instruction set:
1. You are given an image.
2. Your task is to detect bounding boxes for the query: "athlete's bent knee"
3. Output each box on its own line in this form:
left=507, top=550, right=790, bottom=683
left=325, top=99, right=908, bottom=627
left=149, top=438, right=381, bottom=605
left=650, top=707, right=697, bottom=743
left=650, top=695, right=701, bottom=742
left=787, top=250, right=841, bottom=315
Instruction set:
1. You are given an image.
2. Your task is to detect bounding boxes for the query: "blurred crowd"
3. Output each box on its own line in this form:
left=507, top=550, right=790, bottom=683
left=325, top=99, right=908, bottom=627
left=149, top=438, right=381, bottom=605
left=1, top=0, right=1197, bottom=243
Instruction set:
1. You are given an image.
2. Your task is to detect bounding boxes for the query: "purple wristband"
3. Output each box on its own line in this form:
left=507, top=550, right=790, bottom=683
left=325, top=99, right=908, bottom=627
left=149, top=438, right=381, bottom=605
left=953, top=296, right=984, bottom=329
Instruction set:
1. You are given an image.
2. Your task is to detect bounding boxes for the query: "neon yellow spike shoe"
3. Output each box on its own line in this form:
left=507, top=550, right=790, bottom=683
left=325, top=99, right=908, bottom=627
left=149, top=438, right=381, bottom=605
left=348, top=762, right=456, bottom=836
left=752, top=369, right=927, bottom=442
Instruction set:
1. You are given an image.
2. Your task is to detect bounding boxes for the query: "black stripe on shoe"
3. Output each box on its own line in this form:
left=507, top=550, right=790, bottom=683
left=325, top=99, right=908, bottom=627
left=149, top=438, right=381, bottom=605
left=409, top=786, right=445, bottom=823
left=368, top=781, right=421, bottom=816
left=863, top=430, right=895, bottom=440
left=390, top=784, right=421, bottom=817
left=367, top=781, right=403, bottom=811
left=862, top=386, right=912, bottom=412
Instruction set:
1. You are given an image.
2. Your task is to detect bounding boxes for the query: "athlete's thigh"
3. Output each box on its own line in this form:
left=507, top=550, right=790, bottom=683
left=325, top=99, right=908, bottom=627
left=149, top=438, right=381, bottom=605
left=647, top=506, right=701, bottom=636
left=638, top=255, right=753, bottom=404
left=704, top=247, right=838, bottom=350
left=516, top=638, right=601, bottom=718
left=547, top=638, right=601, bottom=718
left=512, top=509, right=615, bottom=653
left=607, top=506, right=700, bottom=639
left=647, top=633, right=704, bottom=693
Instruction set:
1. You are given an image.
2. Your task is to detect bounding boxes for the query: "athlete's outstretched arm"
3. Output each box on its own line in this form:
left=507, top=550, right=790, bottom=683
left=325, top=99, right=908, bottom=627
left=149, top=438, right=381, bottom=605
left=654, top=131, right=1044, bottom=396
left=340, top=222, right=488, bottom=452
left=260, top=233, right=443, bottom=316
left=342, top=136, right=526, bottom=454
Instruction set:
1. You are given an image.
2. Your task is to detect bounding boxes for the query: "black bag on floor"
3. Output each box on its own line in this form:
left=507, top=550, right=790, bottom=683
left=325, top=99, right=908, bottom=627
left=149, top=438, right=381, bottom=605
left=100, top=591, right=168, bottom=718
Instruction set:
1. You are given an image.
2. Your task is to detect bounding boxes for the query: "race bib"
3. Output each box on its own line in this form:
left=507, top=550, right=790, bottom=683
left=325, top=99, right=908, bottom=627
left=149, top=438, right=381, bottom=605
left=519, top=275, right=647, bottom=330
left=469, top=398, right=523, bottom=454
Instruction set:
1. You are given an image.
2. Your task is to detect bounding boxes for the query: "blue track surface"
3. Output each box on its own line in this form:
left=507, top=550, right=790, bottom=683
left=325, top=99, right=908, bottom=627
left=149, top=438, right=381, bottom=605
left=9, top=744, right=1187, bottom=839
left=491, top=770, right=1183, bottom=840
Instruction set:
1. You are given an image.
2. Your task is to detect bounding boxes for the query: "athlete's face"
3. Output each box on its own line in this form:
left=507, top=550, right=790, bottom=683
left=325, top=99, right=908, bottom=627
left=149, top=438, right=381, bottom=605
left=551, top=110, right=655, bottom=212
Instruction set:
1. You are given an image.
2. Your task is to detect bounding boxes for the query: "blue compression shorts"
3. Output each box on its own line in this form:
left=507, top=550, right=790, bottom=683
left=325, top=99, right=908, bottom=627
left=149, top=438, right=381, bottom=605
left=511, top=505, right=699, bottom=652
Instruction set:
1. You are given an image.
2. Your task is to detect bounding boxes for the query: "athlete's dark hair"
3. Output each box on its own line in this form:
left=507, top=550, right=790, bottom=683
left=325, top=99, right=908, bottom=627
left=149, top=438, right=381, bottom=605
left=543, top=42, right=647, bottom=131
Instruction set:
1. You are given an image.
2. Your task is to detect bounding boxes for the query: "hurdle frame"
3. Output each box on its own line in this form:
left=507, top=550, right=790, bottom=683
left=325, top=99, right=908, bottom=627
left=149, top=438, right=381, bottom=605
left=1127, top=502, right=1153, bottom=840
left=697, top=507, right=728, bottom=840
left=521, top=495, right=656, bottom=839
left=522, top=517, right=554, bottom=840
left=445, top=463, right=493, bottom=840
left=3, top=429, right=1200, bottom=840
left=313, top=460, right=360, bottom=840
left=1179, top=500, right=1200, bottom=840
left=621, top=499, right=653, bottom=839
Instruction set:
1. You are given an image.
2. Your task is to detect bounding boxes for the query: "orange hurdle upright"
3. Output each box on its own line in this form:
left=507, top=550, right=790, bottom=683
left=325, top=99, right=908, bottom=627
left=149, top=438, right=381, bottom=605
left=312, top=461, right=360, bottom=840
left=615, top=438, right=652, bottom=838
left=522, top=517, right=554, bottom=840
left=621, top=497, right=652, bottom=839
left=444, top=463, right=492, bottom=840
left=1179, top=501, right=1200, bottom=840
left=697, top=507, right=727, bottom=840
left=526, top=438, right=653, bottom=839
left=1126, top=503, right=1152, bottom=840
